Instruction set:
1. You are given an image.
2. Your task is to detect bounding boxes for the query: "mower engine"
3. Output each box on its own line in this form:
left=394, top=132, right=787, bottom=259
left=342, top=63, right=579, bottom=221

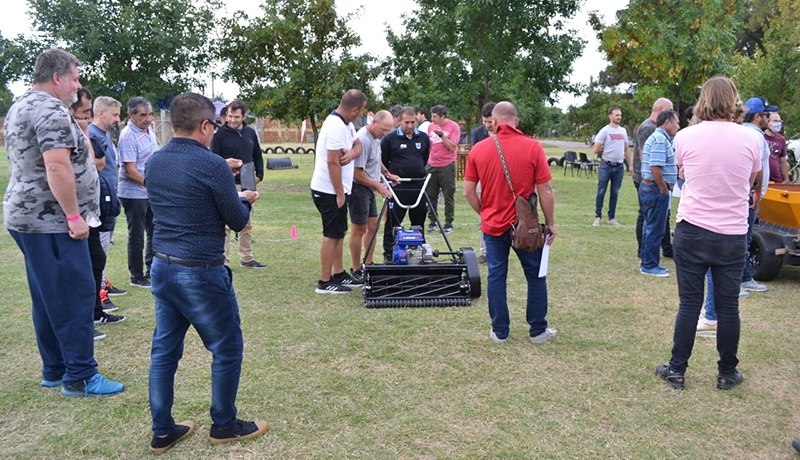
left=393, top=227, right=434, bottom=265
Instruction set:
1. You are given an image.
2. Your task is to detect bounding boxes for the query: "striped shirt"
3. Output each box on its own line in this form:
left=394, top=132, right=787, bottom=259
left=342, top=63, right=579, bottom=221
left=641, top=127, right=678, bottom=186
left=118, top=122, right=159, bottom=199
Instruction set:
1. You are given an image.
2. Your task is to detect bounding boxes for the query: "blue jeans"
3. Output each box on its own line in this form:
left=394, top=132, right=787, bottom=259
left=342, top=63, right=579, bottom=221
left=484, top=230, right=548, bottom=339
left=741, top=206, right=757, bottom=282
left=9, top=230, right=98, bottom=384
left=670, top=221, right=746, bottom=374
left=639, top=182, right=670, bottom=269
left=704, top=269, right=717, bottom=321
left=595, top=162, right=624, bottom=219
left=148, top=258, right=243, bottom=436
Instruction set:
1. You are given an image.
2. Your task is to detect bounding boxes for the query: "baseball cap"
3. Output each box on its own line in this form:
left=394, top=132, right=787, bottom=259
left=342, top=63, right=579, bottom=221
left=743, top=97, right=778, bottom=115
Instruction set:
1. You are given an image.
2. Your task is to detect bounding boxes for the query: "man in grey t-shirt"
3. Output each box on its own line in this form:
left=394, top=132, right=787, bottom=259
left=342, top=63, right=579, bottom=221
left=634, top=98, right=674, bottom=258
left=3, top=49, right=123, bottom=397
left=592, top=107, right=631, bottom=227
left=348, top=110, right=397, bottom=282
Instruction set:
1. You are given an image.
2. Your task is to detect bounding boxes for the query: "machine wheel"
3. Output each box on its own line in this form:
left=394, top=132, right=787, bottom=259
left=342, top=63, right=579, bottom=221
left=459, top=247, right=481, bottom=298
left=750, top=231, right=783, bottom=281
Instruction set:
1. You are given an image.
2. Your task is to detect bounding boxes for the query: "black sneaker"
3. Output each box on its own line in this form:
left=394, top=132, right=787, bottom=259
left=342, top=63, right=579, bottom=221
left=315, top=279, right=351, bottom=294
left=150, top=421, right=196, bottom=455
left=101, top=298, right=119, bottom=313
left=95, top=313, right=126, bottom=325
left=131, top=277, right=151, bottom=288
left=93, top=329, right=106, bottom=341
left=334, top=271, right=362, bottom=287
left=427, top=223, right=437, bottom=233
left=351, top=267, right=365, bottom=284
left=443, top=224, right=453, bottom=234
left=104, top=278, right=127, bottom=296
left=655, top=364, right=685, bottom=389
left=793, top=440, right=800, bottom=453
left=208, top=419, right=269, bottom=445
left=717, top=369, right=744, bottom=390
left=241, top=260, right=267, bottom=269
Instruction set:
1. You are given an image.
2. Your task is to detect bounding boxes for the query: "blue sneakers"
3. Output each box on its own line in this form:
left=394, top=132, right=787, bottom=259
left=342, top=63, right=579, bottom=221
left=640, top=266, right=670, bottom=277
left=61, top=373, right=124, bottom=397
left=40, top=379, right=62, bottom=388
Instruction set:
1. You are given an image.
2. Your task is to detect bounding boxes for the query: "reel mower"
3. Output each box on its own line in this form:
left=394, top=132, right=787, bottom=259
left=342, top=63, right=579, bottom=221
left=361, top=174, right=481, bottom=308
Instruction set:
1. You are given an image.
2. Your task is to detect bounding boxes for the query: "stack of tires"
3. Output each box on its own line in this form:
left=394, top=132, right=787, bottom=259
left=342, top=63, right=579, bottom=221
left=263, top=146, right=315, bottom=155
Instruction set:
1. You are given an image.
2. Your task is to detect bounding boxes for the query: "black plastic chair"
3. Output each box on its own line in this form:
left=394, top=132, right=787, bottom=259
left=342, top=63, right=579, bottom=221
left=563, top=151, right=580, bottom=176
left=579, top=152, right=596, bottom=178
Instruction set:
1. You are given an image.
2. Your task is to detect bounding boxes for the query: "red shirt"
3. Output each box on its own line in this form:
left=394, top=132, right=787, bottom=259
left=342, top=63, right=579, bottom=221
left=465, top=124, right=551, bottom=236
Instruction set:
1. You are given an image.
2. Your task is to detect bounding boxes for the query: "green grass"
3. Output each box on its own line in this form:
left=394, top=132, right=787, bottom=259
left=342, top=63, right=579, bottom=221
left=1, top=144, right=799, bottom=459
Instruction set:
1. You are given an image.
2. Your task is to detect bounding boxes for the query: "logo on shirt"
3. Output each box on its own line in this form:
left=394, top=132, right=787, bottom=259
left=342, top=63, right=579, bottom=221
left=400, top=143, right=407, bottom=149
left=415, top=142, right=421, bottom=150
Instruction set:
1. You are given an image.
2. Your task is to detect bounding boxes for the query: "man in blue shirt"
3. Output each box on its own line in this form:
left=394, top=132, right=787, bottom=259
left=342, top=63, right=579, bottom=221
left=89, top=96, right=127, bottom=302
left=145, top=93, right=268, bottom=454
left=639, top=110, right=680, bottom=277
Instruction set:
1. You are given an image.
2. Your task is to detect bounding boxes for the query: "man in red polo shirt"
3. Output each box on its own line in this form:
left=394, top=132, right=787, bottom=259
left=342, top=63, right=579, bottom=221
left=464, top=101, right=558, bottom=345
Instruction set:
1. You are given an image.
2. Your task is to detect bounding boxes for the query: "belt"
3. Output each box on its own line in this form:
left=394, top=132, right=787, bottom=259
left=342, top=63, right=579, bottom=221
left=602, top=160, right=622, bottom=167
left=641, top=179, right=674, bottom=191
left=154, top=252, right=225, bottom=268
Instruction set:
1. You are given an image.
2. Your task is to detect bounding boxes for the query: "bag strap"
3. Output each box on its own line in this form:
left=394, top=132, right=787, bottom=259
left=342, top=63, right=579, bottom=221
left=492, top=135, right=516, bottom=199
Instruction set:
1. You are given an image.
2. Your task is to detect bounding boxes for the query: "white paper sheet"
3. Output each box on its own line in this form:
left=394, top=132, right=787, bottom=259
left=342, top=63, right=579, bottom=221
left=538, top=243, right=550, bottom=278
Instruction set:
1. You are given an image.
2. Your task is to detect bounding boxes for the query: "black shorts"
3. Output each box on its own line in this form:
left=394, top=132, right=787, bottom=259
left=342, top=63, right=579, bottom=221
left=311, top=189, right=348, bottom=239
left=348, top=183, right=377, bottom=225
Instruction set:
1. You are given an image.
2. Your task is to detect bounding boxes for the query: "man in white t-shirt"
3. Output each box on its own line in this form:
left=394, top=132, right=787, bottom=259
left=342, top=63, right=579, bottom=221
left=310, top=89, right=367, bottom=294
left=416, top=107, right=431, bottom=135
left=592, top=106, right=631, bottom=227
left=347, top=110, right=397, bottom=283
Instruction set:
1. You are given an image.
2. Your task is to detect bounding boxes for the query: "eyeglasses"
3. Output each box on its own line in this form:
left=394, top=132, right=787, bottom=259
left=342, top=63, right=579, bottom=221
left=206, top=119, right=221, bottom=130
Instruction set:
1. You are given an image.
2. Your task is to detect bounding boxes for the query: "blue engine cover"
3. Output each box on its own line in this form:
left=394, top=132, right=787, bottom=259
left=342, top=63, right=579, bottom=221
left=393, top=229, right=425, bottom=265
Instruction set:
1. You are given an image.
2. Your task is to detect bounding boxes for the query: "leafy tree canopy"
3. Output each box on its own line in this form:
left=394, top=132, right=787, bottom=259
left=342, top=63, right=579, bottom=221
left=590, top=0, right=744, bottom=119
left=217, top=0, right=377, bottom=141
left=382, top=0, right=584, bottom=136
left=731, top=0, right=800, bottom=138
left=16, top=0, right=219, bottom=111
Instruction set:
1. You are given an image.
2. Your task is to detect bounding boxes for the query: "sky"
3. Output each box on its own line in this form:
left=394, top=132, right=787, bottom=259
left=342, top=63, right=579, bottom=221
left=0, top=0, right=628, bottom=111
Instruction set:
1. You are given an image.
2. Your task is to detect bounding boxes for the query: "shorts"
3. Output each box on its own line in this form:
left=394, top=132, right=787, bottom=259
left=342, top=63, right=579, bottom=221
left=311, top=189, right=348, bottom=239
left=348, top=183, right=377, bottom=225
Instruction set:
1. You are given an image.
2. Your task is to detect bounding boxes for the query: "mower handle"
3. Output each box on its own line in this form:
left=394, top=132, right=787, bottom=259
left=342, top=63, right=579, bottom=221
left=380, top=173, right=432, bottom=209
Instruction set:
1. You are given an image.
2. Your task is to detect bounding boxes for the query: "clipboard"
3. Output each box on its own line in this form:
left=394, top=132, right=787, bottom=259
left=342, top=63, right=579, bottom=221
left=240, top=162, right=257, bottom=191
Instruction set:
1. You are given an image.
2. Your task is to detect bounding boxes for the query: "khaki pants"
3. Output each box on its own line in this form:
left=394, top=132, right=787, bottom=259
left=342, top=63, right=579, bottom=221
left=224, top=186, right=255, bottom=263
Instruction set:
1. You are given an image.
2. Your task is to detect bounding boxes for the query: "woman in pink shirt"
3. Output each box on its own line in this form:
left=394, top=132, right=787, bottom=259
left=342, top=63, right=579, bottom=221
left=655, top=76, right=762, bottom=391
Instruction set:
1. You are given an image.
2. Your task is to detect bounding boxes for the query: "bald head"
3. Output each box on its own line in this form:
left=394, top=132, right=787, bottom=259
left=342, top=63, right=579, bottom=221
left=491, top=101, right=519, bottom=128
left=651, top=98, right=674, bottom=116
left=368, top=110, right=395, bottom=139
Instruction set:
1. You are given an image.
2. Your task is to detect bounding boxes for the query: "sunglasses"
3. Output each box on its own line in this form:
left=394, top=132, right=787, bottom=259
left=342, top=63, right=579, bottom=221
left=206, top=119, right=221, bottom=130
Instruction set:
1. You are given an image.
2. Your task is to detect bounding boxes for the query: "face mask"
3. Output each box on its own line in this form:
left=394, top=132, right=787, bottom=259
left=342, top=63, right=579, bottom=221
left=771, top=121, right=783, bottom=133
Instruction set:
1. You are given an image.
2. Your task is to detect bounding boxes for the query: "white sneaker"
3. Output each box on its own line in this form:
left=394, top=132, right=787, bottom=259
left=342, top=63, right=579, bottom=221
left=696, top=317, right=717, bottom=338
left=489, top=330, right=507, bottom=344
left=741, top=279, right=768, bottom=292
left=739, top=289, right=750, bottom=298
left=592, top=217, right=601, bottom=227
left=530, top=328, right=557, bottom=344
left=607, top=218, right=621, bottom=227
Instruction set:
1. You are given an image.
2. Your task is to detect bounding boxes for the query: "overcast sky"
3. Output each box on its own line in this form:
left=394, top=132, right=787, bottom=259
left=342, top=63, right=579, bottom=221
left=0, top=0, right=628, bottom=111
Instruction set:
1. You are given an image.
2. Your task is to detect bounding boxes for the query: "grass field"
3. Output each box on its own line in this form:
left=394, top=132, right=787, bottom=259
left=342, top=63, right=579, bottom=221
left=0, top=141, right=799, bottom=459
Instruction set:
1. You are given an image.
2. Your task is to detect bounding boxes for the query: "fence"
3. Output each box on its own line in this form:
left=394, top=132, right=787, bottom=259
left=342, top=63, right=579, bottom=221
left=0, top=114, right=313, bottom=148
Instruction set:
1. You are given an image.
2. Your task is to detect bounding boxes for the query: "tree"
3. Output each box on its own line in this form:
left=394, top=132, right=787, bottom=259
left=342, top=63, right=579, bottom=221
left=18, top=0, right=219, bottom=110
left=731, top=0, right=800, bottom=138
left=590, top=0, right=744, bottom=121
left=381, top=0, right=584, bottom=136
left=564, top=82, right=648, bottom=143
left=217, top=0, right=377, bottom=144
